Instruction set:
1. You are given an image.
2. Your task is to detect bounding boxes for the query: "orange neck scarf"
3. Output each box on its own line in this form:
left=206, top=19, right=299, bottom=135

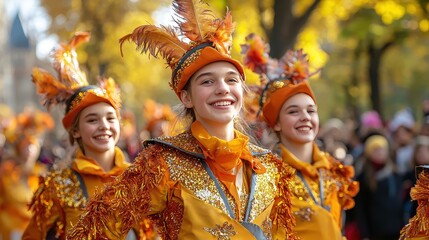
left=280, top=143, right=331, bottom=178
left=191, top=121, right=266, bottom=219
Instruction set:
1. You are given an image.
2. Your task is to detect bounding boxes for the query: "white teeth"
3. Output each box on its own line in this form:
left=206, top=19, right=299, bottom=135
left=297, top=127, right=311, bottom=131
left=95, top=135, right=109, bottom=140
left=213, top=101, right=232, bottom=106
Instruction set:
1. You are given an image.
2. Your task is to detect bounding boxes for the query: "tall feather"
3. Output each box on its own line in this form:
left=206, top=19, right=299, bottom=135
left=280, top=49, right=320, bottom=84
left=98, top=77, right=122, bottom=109
left=31, top=68, right=75, bottom=109
left=32, top=32, right=91, bottom=110
left=208, top=10, right=234, bottom=54
left=119, top=25, right=189, bottom=68
left=240, top=33, right=270, bottom=75
left=173, top=0, right=216, bottom=43
left=51, top=32, right=90, bottom=89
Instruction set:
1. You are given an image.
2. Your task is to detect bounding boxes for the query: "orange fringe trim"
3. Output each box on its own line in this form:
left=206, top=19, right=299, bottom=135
left=66, top=144, right=168, bottom=239
left=272, top=155, right=298, bottom=239
left=400, top=172, right=429, bottom=239
left=330, top=157, right=359, bottom=210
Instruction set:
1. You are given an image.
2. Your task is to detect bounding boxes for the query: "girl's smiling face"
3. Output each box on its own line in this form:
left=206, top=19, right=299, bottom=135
left=274, top=93, right=319, bottom=145
left=73, top=102, right=120, bottom=156
left=180, top=61, right=244, bottom=130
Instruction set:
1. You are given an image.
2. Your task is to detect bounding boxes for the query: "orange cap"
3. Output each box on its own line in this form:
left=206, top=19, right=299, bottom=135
left=262, top=80, right=315, bottom=128
left=62, top=85, right=120, bottom=129
left=172, top=45, right=245, bottom=96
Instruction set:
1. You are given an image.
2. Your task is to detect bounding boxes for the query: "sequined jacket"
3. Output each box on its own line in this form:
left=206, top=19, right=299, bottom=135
left=22, top=147, right=131, bottom=240
left=280, top=143, right=359, bottom=240
left=67, top=131, right=296, bottom=240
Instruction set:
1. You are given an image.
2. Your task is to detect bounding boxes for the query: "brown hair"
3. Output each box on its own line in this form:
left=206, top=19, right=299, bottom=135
left=67, top=111, right=85, bottom=154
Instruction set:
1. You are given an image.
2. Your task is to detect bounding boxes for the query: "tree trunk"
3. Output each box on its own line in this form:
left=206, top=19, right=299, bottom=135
left=367, top=40, right=394, bottom=116
left=269, top=0, right=321, bottom=59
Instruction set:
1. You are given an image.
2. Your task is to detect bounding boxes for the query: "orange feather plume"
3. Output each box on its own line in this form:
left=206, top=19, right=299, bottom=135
left=31, top=68, right=74, bottom=109
left=98, top=77, right=122, bottom=109
left=119, top=25, right=188, bottom=69
left=280, top=49, right=319, bottom=84
left=173, top=0, right=215, bottom=43
left=51, top=32, right=90, bottom=88
left=240, top=33, right=270, bottom=75
left=208, top=10, right=234, bottom=54
left=121, top=0, right=235, bottom=70
left=32, top=32, right=90, bottom=109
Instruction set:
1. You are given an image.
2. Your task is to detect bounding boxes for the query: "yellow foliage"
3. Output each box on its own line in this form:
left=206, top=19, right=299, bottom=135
left=374, top=0, right=405, bottom=24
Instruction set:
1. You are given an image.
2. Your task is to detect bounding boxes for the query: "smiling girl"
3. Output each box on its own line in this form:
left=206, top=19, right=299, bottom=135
left=67, top=1, right=296, bottom=239
left=21, top=32, right=144, bottom=240
left=241, top=34, right=359, bottom=240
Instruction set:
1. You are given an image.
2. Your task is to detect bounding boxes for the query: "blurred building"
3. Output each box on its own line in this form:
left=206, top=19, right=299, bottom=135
left=0, top=0, right=38, bottom=113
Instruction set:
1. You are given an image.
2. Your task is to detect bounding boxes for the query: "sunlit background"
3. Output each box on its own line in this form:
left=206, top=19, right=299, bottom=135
left=2, top=0, right=429, bottom=131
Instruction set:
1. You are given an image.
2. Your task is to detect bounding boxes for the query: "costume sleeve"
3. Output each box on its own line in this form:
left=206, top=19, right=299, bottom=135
left=269, top=155, right=298, bottom=240
left=22, top=176, right=64, bottom=240
left=67, top=144, right=171, bottom=239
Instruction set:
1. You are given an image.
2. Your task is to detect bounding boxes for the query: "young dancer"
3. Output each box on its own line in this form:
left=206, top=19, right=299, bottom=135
left=67, top=1, right=296, bottom=239
left=22, top=32, right=144, bottom=239
left=241, top=33, right=359, bottom=240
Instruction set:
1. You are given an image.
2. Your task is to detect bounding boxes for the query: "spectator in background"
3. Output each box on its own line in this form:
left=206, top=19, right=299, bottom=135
left=360, top=110, right=385, bottom=139
left=355, top=134, right=404, bottom=240
left=389, top=108, right=416, bottom=176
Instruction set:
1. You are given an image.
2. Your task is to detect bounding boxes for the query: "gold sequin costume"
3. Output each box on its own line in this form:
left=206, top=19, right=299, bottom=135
left=400, top=170, right=429, bottom=240
left=22, top=147, right=131, bottom=240
left=67, top=131, right=296, bottom=240
left=280, top=143, right=359, bottom=240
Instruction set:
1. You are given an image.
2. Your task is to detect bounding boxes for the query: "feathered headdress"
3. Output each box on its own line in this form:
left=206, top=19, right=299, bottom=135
left=3, top=107, right=54, bottom=144
left=142, top=99, right=176, bottom=132
left=31, top=32, right=122, bottom=129
left=119, top=0, right=245, bottom=97
left=240, top=33, right=319, bottom=127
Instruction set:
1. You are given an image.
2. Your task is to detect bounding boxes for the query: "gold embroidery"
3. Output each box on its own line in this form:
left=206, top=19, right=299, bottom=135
left=294, top=207, right=315, bottom=222
left=203, top=222, right=237, bottom=240
left=262, top=217, right=273, bottom=240
left=160, top=132, right=278, bottom=222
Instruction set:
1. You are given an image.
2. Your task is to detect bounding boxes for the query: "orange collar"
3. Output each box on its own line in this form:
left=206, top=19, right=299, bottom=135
left=71, top=147, right=129, bottom=177
left=280, top=143, right=331, bottom=178
left=191, top=121, right=265, bottom=179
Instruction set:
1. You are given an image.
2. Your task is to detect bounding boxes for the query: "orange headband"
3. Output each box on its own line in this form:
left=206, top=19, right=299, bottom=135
left=62, top=85, right=121, bottom=129
left=262, top=80, right=316, bottom=128
left=172, top=45, right=245, bottom=96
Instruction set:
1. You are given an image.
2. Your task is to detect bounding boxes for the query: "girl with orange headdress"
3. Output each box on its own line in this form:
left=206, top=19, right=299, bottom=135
left=0, top=107, right=53, bottom=240
left=241, top=33, right=359, bottom=240
left=67, top=1, right=296, bottom=239
left=22, top=32, right=147, bottom=240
